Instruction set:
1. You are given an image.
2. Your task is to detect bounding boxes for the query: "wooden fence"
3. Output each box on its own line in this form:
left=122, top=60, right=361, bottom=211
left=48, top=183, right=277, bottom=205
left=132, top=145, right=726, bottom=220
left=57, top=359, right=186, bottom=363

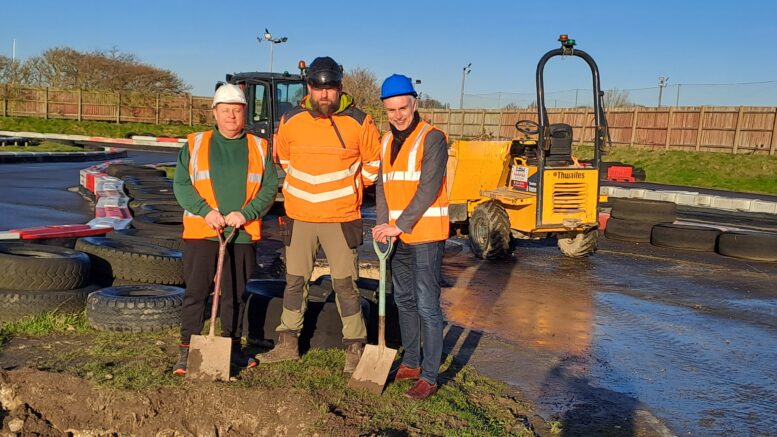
left=2, top=84, right=776, bottom=155
left=0, top=85, right=213, bottom=126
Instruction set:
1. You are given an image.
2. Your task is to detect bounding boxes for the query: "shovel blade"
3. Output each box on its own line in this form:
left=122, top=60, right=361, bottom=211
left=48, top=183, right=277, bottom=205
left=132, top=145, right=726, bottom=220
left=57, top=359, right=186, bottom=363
left=186, top=334, right=232, bottom=381
left=348, top=344, right=398, bottom=395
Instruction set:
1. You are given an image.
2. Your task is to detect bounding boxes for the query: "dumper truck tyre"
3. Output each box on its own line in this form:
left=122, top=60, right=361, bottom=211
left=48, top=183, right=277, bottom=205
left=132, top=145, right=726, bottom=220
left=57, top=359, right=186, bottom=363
left=717, top=231, right=777, bottom=262
left=0, top=242, right=91, bottom=291
left=557, top=227, right=599, bottom=257
left=86, top=285, right=184, bottom=332
left=469, top=201, right=511, bottom=259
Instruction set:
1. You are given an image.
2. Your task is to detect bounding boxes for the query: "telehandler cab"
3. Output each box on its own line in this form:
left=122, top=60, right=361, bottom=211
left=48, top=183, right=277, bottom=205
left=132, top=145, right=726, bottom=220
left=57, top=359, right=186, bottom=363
left=447, top=35, right=608, bottom=259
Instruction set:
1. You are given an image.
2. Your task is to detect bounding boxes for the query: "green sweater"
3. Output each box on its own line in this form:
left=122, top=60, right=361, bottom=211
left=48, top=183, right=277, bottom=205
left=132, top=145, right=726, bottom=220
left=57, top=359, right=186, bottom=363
left=173, top=129, right=278, bottom=243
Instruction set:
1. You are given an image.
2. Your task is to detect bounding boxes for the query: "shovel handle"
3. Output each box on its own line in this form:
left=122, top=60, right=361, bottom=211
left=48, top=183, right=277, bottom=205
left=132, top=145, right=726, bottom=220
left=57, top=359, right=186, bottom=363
left=373, top=237, right=395, bottom=347
left=207, top=227, right=237, bottom=337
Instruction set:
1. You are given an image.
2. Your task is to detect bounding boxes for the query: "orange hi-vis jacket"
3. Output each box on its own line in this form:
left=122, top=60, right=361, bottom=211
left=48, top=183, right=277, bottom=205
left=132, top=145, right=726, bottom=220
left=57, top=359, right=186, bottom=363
left=381, top=121, right=450, bottom=244
left=182, top=130, right=268, bottom=240
left=276, top=98, right=381, bottom=223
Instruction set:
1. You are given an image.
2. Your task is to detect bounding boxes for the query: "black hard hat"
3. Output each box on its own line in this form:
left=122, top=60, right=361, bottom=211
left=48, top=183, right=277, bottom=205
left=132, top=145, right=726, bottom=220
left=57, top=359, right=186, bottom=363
left=307, top=56, right=343, bottom=88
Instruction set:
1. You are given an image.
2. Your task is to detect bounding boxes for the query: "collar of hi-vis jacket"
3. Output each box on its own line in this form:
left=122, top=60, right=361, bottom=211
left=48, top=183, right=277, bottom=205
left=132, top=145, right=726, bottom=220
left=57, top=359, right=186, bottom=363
left=301, top=93, right=354, bottom=117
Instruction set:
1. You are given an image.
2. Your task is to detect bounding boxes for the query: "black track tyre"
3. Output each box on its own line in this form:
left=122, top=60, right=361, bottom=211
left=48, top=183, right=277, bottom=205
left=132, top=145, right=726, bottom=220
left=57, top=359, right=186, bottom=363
left=557, top=227, right=599, bottom=257
left=632, top=167, right=647, bottom=182
left=86, top=285, right=184, bottom=332
left=128, top=199, right=181, bottom=213
left=0, top=285, right=99, bottom=322
left=128, top=191, right=177, bottom=201
left=107, top=229, right=183, bottom=251
left=126, top=185, right=175, bottom=198
left=651, top=223, right=721, bottom=252
left=717, top=231, right=777, bottom=262
left=105, top=164, right=166, bottom=179
left=0, top=242, right=91, bottom=291
left=111, top=277, right=185, bottom=287
left=75, top=237, right=183, bottom=285
left=469, top=201, right=511, bottom=259
left=130, top=212, right=184, bottom=233
left=604, top=217, right=658, bottom=243
left=610, top=198, right=677, bottom=223
left=244, top=278, right=375, bottom=352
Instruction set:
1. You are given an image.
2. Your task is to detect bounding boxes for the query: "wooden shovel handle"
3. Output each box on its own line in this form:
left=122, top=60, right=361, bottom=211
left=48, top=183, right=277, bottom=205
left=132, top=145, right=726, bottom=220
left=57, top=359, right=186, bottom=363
left=207, top=227, right=237, bottom=337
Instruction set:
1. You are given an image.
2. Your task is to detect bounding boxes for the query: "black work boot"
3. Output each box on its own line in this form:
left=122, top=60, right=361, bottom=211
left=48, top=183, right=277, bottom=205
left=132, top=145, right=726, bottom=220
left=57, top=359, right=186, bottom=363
left=230, top=339, right=258, bottom=370
left=173, top=343, right=189, bottom=376
left=255, top=331, right=300, bottom=364
left=343, top=341, right=365, bottom=374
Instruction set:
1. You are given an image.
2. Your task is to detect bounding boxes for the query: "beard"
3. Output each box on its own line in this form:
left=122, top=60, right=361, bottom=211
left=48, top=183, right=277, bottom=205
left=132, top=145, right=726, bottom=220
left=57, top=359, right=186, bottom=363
left=311, top=95, right=339, bottom=117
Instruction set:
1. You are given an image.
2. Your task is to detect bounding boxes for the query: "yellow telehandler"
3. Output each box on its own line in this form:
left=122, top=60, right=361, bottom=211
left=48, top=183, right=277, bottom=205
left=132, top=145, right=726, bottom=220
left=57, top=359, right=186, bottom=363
left=446, top=35, right=608, bottom=259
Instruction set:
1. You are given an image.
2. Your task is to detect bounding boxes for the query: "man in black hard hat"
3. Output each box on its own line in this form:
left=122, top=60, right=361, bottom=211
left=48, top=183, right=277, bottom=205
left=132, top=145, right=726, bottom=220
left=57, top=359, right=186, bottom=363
left=256, top=57, right=382, bottom=374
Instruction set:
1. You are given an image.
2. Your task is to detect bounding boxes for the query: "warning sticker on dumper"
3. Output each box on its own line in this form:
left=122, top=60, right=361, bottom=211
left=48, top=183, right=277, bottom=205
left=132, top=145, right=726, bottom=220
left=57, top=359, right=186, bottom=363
left=511, top=166, right=529, bottom=190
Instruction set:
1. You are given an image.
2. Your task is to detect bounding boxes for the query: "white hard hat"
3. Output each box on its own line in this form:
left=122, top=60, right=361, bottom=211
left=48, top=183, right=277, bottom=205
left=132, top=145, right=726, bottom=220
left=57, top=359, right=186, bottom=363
left=212, top=83, right=247, bottom=108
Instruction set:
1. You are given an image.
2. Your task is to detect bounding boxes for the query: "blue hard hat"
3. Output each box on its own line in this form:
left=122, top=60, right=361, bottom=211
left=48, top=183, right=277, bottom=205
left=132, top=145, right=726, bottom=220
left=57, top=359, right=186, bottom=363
left=380, top=74, right=418, bottom=100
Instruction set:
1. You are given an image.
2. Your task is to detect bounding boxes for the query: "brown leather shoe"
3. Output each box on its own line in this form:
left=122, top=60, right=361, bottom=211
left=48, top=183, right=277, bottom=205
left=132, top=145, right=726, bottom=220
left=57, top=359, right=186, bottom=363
left=394, top=364, right=421, bottom=381
left=404, top=379, right=438, bottom=400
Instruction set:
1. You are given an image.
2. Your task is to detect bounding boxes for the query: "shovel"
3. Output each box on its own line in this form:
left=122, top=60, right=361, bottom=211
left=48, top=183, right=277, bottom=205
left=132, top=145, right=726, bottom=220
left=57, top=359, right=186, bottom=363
left=187, top=227, right=236, bottom=381
left=348, top=237, right=397, bottom=394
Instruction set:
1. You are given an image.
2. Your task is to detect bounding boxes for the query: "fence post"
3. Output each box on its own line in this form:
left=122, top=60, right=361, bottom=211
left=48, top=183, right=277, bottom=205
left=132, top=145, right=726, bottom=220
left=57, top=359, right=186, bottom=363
left=116, top=91, right=121, bottom=124
left=155, top=94, right=160, bottom=125
left=732, top=106, right=744, bottom=154
left=770, top=107, right=777, bottom=156
left=695, top=106, right=705, bottom=151
left=480, top=109, right=486, bottom=137
left=447, top=109, right=452, bottom=137
left=44, top=87, right=49, bottom=120
left=497, top=109, right=503, bottom=140
left=2, top=84, right=6, bottom=117
left=665, top=106, right=674, bottom=150
left=77, top=89, right=82, bottom=121
left=459, top=110, right=465, bottom=139
left=188, top=94, right=193, bottom=127
left=630, top=107, right=638, bottom=147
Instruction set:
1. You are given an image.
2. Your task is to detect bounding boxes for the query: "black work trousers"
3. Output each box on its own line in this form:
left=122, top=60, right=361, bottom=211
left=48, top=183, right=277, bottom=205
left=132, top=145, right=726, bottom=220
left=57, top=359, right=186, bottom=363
left=180, top=239, right=256, bottom=344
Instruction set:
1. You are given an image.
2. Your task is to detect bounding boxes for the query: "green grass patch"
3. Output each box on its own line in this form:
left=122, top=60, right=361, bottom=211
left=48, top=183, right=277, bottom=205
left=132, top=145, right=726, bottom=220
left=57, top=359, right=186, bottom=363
left=241, top=350, right=533, bottom=436
left=576, top=144, right=777, bottom=195
left=0, top=116, right=209, bottom=139
left=0, top=311, right=90, bottom=343
left=0, top=140, right=85, bottom=152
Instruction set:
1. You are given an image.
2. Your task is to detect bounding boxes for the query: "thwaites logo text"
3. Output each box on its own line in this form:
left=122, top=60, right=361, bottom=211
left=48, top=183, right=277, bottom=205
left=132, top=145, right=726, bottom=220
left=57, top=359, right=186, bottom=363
left=553, top=171, right=587, bottom=179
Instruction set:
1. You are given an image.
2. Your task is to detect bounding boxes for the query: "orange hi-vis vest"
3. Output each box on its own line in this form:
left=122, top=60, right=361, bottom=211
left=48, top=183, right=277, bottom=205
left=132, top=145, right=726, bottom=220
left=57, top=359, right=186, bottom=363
left=182, top=130, right=268, bottom=240
left=381, top=121, right=449, bottom=244
left=277, top=108, right=381, bottom=223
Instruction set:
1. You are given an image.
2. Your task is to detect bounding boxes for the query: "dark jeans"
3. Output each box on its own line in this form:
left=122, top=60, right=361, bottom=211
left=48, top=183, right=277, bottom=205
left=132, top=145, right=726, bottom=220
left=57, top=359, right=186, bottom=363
left=180, top=239, right=256, bottom=344
left=391, top=239, right=445, bottom=384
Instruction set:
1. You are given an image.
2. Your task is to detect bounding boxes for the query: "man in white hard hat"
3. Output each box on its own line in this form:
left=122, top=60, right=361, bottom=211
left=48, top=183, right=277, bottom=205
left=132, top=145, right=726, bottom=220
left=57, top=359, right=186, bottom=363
left=172, top=83, right=278, bottom=375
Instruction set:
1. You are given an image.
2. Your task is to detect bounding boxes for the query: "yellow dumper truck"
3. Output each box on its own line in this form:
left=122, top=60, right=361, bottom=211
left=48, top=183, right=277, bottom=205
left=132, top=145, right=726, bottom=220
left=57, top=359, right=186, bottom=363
left=447, top=36, right=608, bottom=259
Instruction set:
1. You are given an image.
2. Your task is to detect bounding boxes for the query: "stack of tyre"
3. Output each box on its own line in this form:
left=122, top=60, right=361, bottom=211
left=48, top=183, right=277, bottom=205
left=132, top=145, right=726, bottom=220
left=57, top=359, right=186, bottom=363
left=0, top=243, right=98, bottom=322
left=79, top=164, right=185, bottom=332
left=605, top=198, right=777, bottom=262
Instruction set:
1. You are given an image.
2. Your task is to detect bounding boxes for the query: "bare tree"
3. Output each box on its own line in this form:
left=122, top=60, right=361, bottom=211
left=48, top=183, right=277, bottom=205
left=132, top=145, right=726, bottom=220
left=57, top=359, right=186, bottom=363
left=7, top=47, right=190, bottom=93
left=603, top=88, right=632, bottom=108
left=342, top=67, right=381, bottom=108
left=418, top=95, right=448, bottom=109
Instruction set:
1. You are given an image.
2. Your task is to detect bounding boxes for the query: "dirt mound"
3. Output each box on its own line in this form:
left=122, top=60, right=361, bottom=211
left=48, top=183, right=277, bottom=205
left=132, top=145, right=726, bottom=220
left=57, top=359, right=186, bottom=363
left=0, top=368, right=327, bottom=435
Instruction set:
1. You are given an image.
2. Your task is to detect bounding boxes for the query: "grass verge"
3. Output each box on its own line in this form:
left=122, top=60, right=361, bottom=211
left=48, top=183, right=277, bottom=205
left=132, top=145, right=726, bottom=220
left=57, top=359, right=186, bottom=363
left=0, top=140, right=85, bottom=152
left=0, top=116, right=209, bottom=139
left=0, top=311, right=537, bottom=435
left=576, top=144, right=777, bottom=195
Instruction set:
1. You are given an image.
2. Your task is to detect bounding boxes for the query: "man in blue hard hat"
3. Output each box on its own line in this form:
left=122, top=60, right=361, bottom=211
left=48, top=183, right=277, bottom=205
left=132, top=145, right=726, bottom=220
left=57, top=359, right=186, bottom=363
left=372, top=74, right=450, bottom=400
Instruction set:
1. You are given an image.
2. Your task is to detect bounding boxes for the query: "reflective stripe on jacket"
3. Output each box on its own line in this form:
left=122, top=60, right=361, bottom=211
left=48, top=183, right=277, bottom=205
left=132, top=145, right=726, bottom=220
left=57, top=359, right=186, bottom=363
left=182, top=130, right=267, bottom=240
left=381, top=121, right=449, bottom=244
left=276, top=100, right=381, bottom=223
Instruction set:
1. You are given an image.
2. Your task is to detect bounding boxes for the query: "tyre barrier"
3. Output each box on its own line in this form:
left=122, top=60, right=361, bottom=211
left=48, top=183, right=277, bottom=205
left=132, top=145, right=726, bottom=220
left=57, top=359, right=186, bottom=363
left=651, top=223, right=721, bottom=252
left=130, top=212, right=183, bottom=234
left=609, top=198, right=677, bottom=223
left=244, top=277, right=387, bottom=353
left=107, top=229, right=183, bottom=251
left=717, top=231, right=777, bottom=262
left=86, top=285, right=184, bottom=332
left=604, top=217, right=660, bottom=243
left=105, top=164, right=166, bottom=179
left=0, top=242, right=91, bottom=291
left=75, top=237, right=184, bottom=286
left=0, top=284, right=100, bottom=322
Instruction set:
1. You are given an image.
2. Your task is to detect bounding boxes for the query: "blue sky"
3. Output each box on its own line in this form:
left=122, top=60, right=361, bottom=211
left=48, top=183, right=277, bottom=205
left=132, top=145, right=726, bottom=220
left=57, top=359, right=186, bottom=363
left=2, top=0, right=776, bottom=107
